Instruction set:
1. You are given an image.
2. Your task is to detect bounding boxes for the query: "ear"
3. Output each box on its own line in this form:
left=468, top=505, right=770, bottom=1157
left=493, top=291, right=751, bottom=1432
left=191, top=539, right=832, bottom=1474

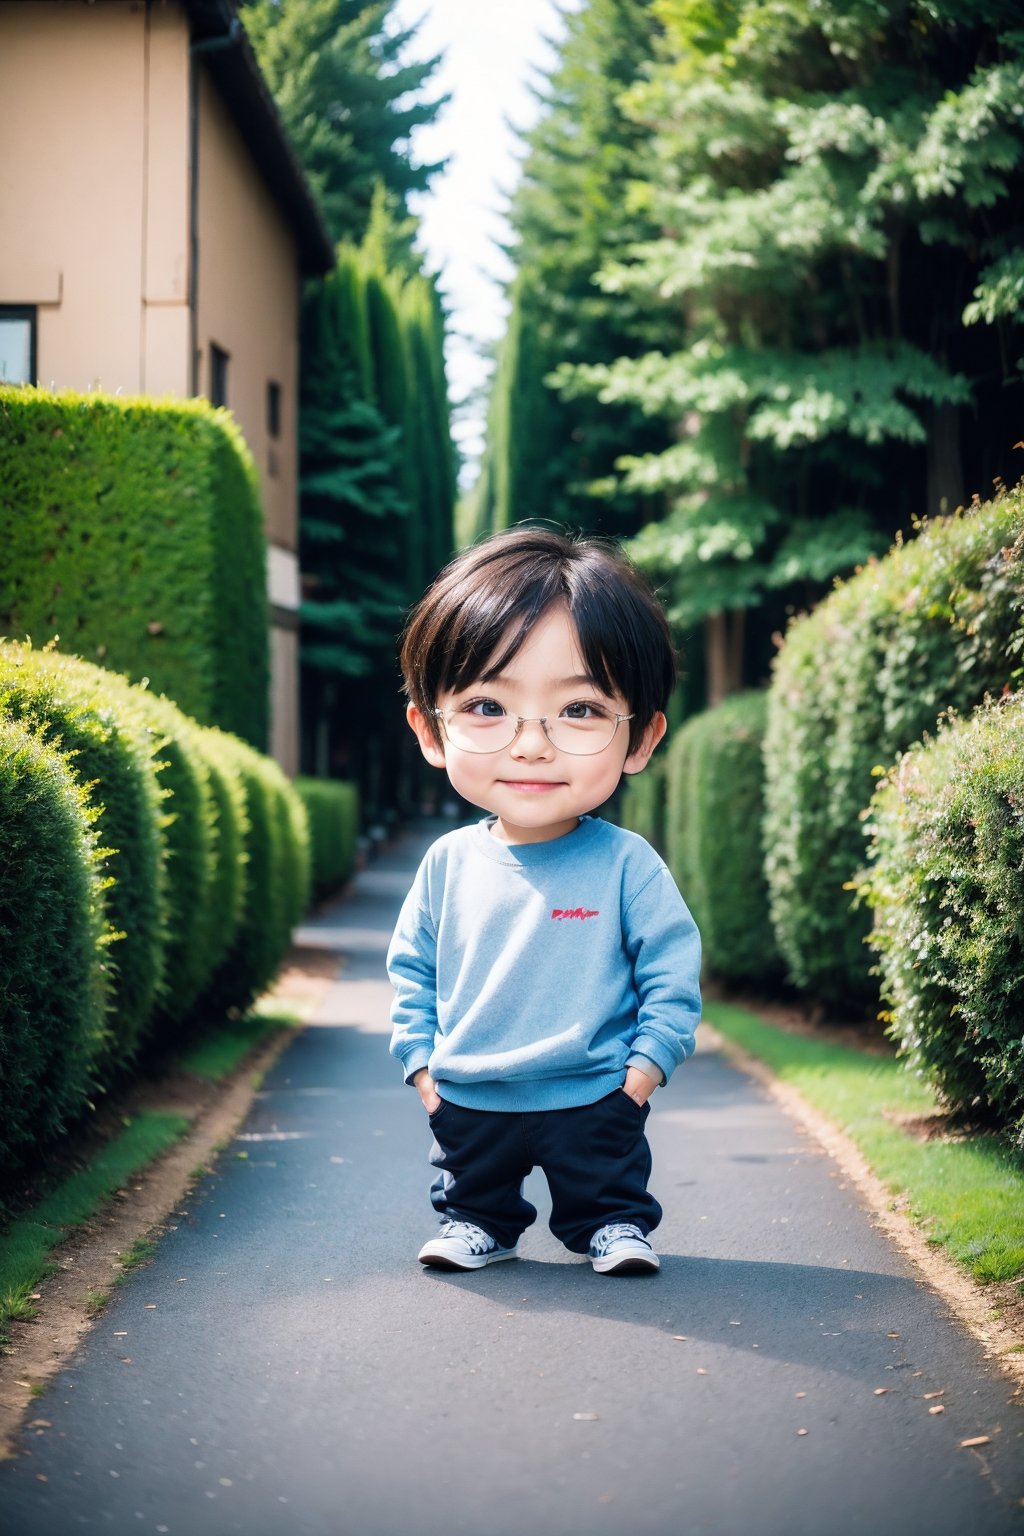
left=622, top=711, right=667, bottom=776
left=407, top=703, right=447, bottom=769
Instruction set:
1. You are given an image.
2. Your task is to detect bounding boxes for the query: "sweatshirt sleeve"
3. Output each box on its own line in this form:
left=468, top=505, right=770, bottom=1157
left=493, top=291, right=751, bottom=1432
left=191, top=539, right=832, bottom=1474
left=386, top=868, right=439, bottom=1084
left=622, top=863, right=702, bottom=1086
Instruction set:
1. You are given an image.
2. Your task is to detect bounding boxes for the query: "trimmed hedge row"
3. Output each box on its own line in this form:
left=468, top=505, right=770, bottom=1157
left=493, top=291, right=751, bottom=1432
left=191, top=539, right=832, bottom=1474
left=664, top=691, right=782, bottom=985
left=0, top=643, right=310, bottom=1162
left=616, top=754, right=668, bottom=858
left=295, top=777, right=360, bottom=901
left=0, top=717, right=109, bottom=1157
left=860, top=693, right=1024, bottom=1146
left=764, top=486, right=1024, bottom=1007
left=0, top=385, right=269, bottom=749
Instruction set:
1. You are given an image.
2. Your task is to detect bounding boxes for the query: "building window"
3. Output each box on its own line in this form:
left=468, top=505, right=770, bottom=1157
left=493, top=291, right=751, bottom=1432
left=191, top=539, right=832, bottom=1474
left=267, top=380, right=282, bottom=439
left=0, top=306, right=36, bottom=384
left=210, top=343, right=229, bottom=407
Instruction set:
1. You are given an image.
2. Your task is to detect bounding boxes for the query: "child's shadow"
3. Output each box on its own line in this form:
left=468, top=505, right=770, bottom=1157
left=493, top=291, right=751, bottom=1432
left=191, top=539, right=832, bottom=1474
left=420, top=1253, right=928, bottom=1384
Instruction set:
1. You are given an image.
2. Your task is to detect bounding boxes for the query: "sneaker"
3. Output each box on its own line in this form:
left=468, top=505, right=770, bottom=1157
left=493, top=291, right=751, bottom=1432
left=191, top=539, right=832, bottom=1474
left=418, top=1219, right=519, bottom=1271
left=589, top=1221, right=660, bottom=1275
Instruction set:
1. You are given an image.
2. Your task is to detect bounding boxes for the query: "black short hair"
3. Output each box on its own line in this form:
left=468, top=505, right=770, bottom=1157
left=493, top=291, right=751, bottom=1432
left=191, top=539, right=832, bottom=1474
left=399, top=528, right=677, bottom=754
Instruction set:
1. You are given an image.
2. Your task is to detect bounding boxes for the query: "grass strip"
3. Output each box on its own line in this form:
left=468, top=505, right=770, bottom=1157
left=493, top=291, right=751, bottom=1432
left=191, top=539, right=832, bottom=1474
left=179, top=1008, right=296, bottom=1082
left=0, top=1111, right=188, bottom=1345
left=704, top=1001, right=1024, bottom=1286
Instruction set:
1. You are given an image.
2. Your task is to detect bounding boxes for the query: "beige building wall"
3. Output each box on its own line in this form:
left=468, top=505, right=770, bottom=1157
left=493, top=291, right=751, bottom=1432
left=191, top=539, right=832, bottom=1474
left=0, top=1, right=157, bottom=392
left=195, top=69, right=302, bottom=772
left=0, top=0, right=306, bottom=774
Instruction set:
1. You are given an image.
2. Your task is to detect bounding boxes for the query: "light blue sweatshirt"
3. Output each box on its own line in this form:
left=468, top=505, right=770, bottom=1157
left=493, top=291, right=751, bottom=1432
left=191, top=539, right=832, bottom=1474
left=387, top=815, right=702, bottom=1112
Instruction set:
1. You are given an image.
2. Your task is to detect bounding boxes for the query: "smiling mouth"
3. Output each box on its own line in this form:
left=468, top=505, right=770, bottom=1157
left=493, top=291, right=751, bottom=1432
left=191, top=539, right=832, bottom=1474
left=500, top=780, right=565, bottom=792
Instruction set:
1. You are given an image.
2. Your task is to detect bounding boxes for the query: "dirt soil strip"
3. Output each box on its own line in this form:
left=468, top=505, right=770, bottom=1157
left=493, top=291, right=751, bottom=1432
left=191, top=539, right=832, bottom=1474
left=703, top=1021, right=1024, bottom=1396
left=0, top=949, right=340, bottom=1460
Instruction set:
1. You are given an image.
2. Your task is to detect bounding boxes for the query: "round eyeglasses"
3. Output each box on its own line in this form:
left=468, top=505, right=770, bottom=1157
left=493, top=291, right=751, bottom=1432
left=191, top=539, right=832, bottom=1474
left=432, top=704, right=634, bottom=757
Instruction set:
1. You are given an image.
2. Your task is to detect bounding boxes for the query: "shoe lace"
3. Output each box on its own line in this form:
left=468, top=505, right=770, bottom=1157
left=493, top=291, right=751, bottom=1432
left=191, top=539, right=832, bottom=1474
left=592, top=1221, right=646, bottom=1253
left=439, top=1219, right=495, bottom=1254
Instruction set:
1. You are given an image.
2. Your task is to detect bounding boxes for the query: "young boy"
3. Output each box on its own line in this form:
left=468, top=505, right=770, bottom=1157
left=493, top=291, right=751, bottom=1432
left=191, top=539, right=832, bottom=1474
left=387, top=528, right=701, bottom=1275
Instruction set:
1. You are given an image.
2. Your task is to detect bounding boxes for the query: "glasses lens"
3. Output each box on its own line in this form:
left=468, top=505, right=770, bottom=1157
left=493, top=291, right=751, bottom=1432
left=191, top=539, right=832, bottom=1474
left=441, top=711, right=519, bottom=753
left=439, top=710, right=623, bottom=755
left=545, top=715, right=619, bottom=755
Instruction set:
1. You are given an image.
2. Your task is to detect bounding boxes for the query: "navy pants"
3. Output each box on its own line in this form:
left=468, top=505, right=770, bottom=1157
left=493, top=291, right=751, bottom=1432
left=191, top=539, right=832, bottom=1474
left=426, top=1089, right=662, bottom=1253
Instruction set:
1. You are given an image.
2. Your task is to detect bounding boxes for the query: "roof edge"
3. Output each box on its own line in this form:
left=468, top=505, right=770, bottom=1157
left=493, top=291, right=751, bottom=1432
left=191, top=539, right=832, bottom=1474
left=182, top=0, right=335, bottom=276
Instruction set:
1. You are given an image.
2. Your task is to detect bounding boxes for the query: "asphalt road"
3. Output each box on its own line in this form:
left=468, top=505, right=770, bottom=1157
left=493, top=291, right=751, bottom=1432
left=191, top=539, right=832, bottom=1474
left=3, top=822, right=1023, bottom=1536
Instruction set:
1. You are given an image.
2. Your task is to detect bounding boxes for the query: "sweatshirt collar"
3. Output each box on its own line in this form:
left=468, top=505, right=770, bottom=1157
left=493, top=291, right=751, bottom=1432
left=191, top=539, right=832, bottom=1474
left=471, top=814, right=603, bottom=866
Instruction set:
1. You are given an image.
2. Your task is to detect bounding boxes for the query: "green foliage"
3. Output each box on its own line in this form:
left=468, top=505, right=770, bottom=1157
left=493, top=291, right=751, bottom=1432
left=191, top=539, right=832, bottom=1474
left=615, top=754, right=668, bottom=856
left=241, top=0, right=446, bottom=246
left=0, top=386, right=268, bottom=748
left=197, top=731, right=310, bottom=1021
left=295, top=776, right=360, bottom=899
left=0, top=717, right=109, bottom=1160
left=860, top=692, right=1024, bottom=1145
left=298, top=220, right=455, bottom=819
left=500, top=0, right=1024, bottom=704
left=0, top=643, right=166, bottom=1065
left=0, top=655, right=311, bottom=1166
left=476, top=0, right=669, bottom=538
left=665, top=691, right=782, bottom=983
left=764, top=483, right=1024, bottom=1006
left=195, top=726, right=250, bottom=983
left=126, top=690, right=219, bottom=1038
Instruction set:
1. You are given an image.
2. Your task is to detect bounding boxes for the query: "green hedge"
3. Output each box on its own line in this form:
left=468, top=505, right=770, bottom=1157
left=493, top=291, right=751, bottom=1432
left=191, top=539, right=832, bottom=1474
left=0, top=385, right=269, bottom=749
left=127, top=689, right=219, bottom=1036
left=614, top=754, right=668, bottom=857
left=764, top=486, right=1024, bottom=1007
left=0, top=653, right=311, bottom=1161
left=0, top=644, right=167, bottom=1064
left=196, top=732, right=311, bottom=1021
left=295, top=777, right=359, bottom=901
left=859, top=694, right=1024, bottom=1145
left=665, top=691, right=782, bottom=985
left=0, top=717, right=110, bottom=1160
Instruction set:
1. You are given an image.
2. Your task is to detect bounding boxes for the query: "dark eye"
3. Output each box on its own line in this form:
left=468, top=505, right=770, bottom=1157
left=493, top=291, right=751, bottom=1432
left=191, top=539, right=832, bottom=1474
left=561, top=701, right=609, bottom=721
left=464, top=698, right=506, bottom=718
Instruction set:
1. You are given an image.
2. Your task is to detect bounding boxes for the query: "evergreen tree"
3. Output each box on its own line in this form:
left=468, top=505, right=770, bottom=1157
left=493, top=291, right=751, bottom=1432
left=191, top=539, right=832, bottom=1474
left=477, top=0, right=669, bottom=537
left=242, top=0, right=448, bottom=242
left=551, top=0, right=1024, bottom=703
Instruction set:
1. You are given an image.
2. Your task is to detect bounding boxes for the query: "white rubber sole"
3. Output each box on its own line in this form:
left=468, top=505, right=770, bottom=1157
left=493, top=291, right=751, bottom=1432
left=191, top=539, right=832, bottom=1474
left=591, top=1246, right=660, bottom=1275
left=417, top=1242, right=519, bottom=1271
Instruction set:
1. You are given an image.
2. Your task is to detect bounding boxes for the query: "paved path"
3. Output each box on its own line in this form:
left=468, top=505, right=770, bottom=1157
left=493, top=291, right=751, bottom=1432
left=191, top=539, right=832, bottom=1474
left=3, top=823, right=1023, bottom=1535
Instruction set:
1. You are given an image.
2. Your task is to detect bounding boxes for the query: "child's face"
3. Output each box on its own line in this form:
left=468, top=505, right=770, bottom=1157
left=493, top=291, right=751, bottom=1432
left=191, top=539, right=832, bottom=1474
left=408, top=604, right=666, bottom=844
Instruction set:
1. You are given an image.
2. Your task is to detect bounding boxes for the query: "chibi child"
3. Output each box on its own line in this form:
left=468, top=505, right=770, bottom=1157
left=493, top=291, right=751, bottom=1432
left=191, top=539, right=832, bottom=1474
left=386, top=527, right=701, bottom=1274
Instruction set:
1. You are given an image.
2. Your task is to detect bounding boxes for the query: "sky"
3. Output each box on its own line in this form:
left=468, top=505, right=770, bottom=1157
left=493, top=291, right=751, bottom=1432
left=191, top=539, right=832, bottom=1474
left=390, top=0, right=579, bottom=481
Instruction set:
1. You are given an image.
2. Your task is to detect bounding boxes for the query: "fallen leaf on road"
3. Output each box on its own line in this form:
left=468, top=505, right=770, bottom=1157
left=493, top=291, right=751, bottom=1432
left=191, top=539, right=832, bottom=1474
left=797, top=1429, right=808, bottom=1437
left=928, top=1405, right=945, bottom=1416
left=29, top=1420, right=50, bottom=1428
left=113, top=1332, right=128, bottom=1338
left=960, top=1437, right=991, bottom=1448
left=672, top=1335, right=688, bottom=1341
left=887, top=1333, right=901, bottom=1339
left=35, top=1474, right=47, bottom=1483
left=119, top=1357, right=132, bottom=1364
left=795, top=1392, right=807, bottom=1399
left=144, top=1304, right=157, bottom=1310
left=874, top=1389, right=890, bottom=1396
left=922, top=1390, right=944, bottom=1399
left=696, top=1368, right=708, bottom=1376
left=573, top=1412, right=599, bottom=1421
